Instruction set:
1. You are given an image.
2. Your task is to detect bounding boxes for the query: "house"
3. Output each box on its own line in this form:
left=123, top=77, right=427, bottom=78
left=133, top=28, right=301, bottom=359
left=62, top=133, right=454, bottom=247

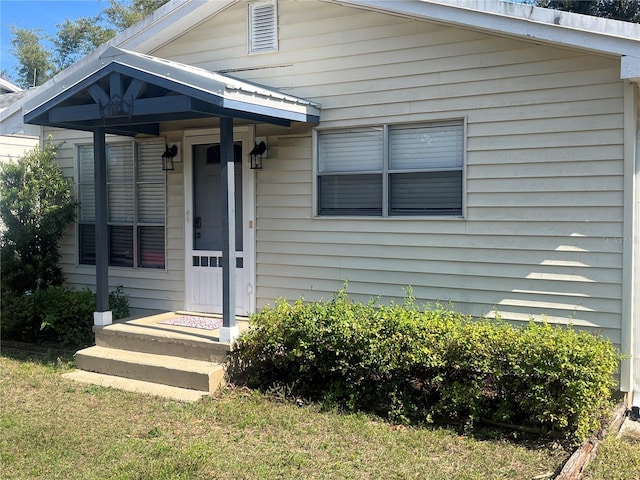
left=5, top=0, right=639, bottom=404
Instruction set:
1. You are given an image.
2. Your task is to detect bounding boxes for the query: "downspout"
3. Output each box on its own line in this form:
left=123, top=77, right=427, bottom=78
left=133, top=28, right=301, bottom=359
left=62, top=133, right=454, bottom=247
left=633, top=121, right=640, bottom=420
left=620, top=56, right=639, bottom=413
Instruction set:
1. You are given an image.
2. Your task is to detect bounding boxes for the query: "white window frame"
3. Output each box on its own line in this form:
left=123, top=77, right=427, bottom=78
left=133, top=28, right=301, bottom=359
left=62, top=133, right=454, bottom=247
left=315, top=119, right=466, bottom=218
left=248, top=0, right=278, bottom=54
left=76, top=139, right=167, bottom=269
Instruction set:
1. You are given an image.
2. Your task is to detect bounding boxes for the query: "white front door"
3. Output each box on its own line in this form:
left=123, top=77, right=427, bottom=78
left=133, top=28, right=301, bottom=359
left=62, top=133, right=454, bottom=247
left=184, top=128, right=255, bottom=316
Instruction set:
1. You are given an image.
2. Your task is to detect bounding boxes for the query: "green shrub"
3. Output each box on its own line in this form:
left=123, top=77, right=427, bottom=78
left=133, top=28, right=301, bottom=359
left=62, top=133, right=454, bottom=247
left=0, top=143, right=76, bottom=295
left=229, top=289, right=619, bottom=444
left=38, top=286, right=96, bottom=346
left=1, top=285, right=130, bottom=348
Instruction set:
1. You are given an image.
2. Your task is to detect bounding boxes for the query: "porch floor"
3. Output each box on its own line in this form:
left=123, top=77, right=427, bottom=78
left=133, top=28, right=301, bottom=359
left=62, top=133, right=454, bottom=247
left=63, top=312, right=251, bottom=402
left=107, top=311, right=251, bottom=344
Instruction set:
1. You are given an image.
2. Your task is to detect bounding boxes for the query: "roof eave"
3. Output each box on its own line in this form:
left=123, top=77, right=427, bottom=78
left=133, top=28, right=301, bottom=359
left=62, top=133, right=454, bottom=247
left=332, top=0, right=640, bottom=58
left=622, top=56, right=640, bottom=83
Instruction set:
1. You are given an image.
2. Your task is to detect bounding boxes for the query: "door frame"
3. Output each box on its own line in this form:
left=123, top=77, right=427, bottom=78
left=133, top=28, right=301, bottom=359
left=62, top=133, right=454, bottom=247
left=183, top=126, right=256, bottom=315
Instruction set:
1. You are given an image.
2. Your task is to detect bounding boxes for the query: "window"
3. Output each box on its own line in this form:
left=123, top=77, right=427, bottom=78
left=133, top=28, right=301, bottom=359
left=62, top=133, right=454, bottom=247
left=78, top=139, right=166, bottom=269
left=317, top=120, right=464, bottom=217
left=249, top=1, right=278, bottom=54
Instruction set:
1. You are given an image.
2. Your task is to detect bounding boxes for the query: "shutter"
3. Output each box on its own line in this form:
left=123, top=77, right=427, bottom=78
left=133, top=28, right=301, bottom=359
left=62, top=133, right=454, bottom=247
left=249, top=1, right=278, bottom=53
left=389, top=121, right=463, bottom=170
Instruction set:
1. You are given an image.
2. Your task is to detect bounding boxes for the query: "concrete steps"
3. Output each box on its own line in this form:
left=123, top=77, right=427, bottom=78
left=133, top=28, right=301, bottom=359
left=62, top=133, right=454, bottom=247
left=66, top=317, right=236, bottom=401
left=75, top=345, right=225, bottom=392
left=94, top=322, right=230, bottom=363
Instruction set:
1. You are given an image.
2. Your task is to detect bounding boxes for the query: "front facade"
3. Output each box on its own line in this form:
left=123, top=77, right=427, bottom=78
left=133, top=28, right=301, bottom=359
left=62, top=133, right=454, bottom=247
left=14, top=0, right=640, bottom=399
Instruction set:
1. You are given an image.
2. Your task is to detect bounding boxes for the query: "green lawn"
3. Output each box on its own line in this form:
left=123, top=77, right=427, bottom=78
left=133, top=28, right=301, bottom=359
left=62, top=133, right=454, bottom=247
left=0, top=352, right=636, bottom=480
left=582, top=428, right=640, bottom=480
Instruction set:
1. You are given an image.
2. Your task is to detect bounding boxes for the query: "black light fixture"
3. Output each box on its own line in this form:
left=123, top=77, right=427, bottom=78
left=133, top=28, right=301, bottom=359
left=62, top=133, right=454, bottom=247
left=249, top=140, right=266, bottom=170
left=162, top=144, right=178, bottom=171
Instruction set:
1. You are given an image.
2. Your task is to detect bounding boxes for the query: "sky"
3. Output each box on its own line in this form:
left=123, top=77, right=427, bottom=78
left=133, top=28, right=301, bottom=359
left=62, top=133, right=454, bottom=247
left=1, top=0, right=105, bottom=84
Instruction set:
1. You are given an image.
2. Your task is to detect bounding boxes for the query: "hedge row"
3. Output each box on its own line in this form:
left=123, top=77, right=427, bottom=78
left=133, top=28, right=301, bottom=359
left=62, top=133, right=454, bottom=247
left=1, top=285, right=130, bottom=348
left=229, top=290, right=619, bottom=443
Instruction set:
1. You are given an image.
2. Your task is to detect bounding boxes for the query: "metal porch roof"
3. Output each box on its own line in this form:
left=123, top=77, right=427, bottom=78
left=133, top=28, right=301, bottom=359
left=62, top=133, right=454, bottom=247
left=24, top=47, right=321, bottom=136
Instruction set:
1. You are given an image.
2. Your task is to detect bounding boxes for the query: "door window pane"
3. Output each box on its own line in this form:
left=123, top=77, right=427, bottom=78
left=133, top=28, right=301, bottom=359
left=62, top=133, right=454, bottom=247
left=193, top=142, right=243, bottom=252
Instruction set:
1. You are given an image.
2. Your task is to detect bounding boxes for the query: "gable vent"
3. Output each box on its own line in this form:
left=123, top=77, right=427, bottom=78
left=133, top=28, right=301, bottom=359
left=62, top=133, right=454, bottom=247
left=249, top=1, right=278, bottom=54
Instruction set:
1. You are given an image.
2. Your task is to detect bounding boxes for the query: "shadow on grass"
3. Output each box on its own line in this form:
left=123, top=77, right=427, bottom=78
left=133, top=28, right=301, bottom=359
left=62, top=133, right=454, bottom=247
left=249, top=385, right=571, bottom=454
left=1, top=341, right=76, bottom=367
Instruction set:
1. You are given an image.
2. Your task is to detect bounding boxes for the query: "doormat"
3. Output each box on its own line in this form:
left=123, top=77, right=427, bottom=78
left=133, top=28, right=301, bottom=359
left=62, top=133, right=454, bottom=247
left=158, top=316, right=223, bottom=330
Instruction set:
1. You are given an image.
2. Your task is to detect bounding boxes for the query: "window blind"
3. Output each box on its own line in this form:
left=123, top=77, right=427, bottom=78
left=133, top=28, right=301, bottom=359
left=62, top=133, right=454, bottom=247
left=78, top=139, right=166, bottom=269
left=389, top=122, right=463, bottom=170
left=78, top=145, right=95, bottom=222
left=318, top=128, right=383, bottom=173
left=318, top=174, right=382, bottom=216
left=389, top=171, right=462, bottom=216
left=317, top=120, right=464, bottom=217
left=136, top=141, right=166, bottom=225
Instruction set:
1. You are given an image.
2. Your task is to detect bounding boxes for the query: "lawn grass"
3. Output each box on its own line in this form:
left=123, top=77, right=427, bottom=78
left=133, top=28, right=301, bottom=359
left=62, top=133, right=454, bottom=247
left=0, top=352, right=622, bottom=480
left=582, top=428, right=640, bottom=480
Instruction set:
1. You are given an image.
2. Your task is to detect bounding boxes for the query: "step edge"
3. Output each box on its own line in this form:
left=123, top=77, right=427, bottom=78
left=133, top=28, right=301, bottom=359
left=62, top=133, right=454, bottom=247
left=95, top=325, right=233, bottom=350
left=62, top=370, right=211, bottom=402
left=76, top=346, right=227, bottom=374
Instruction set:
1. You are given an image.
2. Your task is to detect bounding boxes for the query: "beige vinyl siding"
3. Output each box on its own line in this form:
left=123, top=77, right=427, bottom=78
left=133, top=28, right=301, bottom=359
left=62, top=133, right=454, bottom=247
left=25, top=1, right=619, bottom=345
left=0, top=134, right=38, bottom=163
left=44, top=127, right=185, bottom=315
left=151, top=1, right=627, bottom=345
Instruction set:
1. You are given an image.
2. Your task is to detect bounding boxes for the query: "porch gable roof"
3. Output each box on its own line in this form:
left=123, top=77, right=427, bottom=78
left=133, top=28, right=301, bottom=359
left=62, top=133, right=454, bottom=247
left=24, top=47, right=321, bottom=136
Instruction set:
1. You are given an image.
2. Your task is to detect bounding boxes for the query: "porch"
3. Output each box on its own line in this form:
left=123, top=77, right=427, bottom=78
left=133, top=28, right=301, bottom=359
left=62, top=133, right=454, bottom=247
left=63, top=312, right=250, bottom=402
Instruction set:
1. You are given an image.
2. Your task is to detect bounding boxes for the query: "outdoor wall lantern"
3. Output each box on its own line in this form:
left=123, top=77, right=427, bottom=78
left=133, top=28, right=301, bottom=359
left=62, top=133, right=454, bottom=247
left=249, top=140, right=267, bottom=170
left=162, top=144, right=178, bottom=171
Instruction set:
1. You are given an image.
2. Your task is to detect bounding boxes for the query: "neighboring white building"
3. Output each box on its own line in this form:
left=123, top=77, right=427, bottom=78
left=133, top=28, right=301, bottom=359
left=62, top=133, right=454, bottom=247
left=0, top=79, right=39, bottom=159
left=0, top=77, right=22, bottom=95
left=3, top=0, right=639, bottom=401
